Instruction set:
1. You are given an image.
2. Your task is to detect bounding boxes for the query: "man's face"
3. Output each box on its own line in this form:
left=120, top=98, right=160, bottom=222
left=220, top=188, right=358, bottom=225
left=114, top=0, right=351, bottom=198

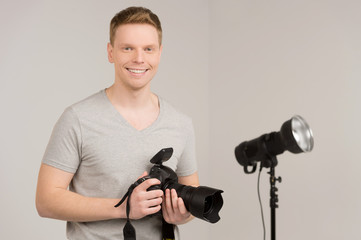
left=107, top=24, right=162, bottom=91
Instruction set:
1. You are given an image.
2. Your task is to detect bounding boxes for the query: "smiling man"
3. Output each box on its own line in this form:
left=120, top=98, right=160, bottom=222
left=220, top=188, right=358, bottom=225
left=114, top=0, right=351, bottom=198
left=36, top=7, right=199, bottom=240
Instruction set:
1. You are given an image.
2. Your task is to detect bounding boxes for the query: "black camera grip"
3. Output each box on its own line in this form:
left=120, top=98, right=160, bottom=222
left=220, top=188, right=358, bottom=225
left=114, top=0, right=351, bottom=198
left=135, top=175, right=162, bottom=191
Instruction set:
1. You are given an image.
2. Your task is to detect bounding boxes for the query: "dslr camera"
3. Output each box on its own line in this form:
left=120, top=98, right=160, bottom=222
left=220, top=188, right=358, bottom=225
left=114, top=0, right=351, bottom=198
left=117, top=148, right=224, bottom=223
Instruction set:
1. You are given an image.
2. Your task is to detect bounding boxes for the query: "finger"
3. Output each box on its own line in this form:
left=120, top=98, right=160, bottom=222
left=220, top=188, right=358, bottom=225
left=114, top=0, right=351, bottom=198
left=177, top=197, right=188, bottom=215
left=171, top=189, right=179, bottom=212
left=165, top=189, right=174, bottom=214
left=144, top=204, right=162, bottom=215
left=145, top=197, right=163, bottom=208
left=137, top=178, right=161, bottom=191
left=162, top=198, right=169, bottom=219
left=145, top=189, right=164, bottom=200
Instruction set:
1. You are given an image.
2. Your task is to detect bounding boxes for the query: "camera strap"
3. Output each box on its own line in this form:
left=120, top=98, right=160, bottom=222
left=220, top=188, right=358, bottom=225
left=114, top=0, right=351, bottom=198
left=115, top=183, right=137, bottom=240
left=162, top=218, right=175, bottom=240
left=115, top=180, right=175, bottom=240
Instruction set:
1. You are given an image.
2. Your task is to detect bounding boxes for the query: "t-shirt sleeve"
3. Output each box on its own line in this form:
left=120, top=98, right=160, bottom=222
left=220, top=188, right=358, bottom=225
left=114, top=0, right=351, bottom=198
left=42, top=107, right=82, bottom=173
left=176, top=119, right=198, bottom=177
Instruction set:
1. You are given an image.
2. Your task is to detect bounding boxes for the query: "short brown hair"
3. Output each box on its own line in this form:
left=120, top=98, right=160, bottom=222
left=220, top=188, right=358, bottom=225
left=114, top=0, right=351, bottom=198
left=109, top=6, right=162, bottom=46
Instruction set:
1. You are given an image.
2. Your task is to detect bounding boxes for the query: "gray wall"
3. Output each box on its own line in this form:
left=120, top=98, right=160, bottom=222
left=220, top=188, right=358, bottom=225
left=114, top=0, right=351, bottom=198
left=1, top=0, right=360, bottom=239
left=209, top=1, right=361, bottom=239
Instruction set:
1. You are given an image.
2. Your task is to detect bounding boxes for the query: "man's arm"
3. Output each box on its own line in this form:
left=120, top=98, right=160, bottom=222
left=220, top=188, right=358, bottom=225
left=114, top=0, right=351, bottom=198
left=162, top=171, right=199, bottom=225
left=178, top=171, right=199, bottom=187
left=36, top=164, right=163, bottom=222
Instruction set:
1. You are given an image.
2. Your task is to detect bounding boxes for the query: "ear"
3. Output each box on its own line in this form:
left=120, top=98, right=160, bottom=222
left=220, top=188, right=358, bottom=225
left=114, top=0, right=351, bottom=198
left=159, top=44, right=163, bottom=58
left=107, top=42, right=114, bottom=63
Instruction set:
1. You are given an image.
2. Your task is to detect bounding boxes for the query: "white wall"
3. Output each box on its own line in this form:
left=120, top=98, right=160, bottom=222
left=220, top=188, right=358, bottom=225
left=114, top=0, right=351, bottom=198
left=209, top=1, right=361, bottom=239
left=1, top=0, right=361, bottom=239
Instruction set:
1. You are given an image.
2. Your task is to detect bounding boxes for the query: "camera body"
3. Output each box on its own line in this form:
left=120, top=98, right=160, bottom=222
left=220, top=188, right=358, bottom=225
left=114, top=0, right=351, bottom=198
left=142, top=148, right=179, bottom=192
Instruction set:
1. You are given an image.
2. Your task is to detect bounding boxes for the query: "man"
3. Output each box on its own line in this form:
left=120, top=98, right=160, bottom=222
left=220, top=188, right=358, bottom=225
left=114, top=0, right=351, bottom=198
left=36, top=6, right=199, bottom=239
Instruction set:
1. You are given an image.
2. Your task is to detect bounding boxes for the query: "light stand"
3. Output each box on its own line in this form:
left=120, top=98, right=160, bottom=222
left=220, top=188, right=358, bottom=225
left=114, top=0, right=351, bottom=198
left=268, top=162, right=281, bottom=240
left=260, top=155, right=281, bottom=240
left=235, top=115, right=314, bottom=240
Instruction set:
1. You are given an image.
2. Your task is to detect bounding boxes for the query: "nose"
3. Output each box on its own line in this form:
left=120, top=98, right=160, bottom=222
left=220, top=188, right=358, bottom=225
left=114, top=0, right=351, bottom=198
left=133, top=49, right=145, bottom=63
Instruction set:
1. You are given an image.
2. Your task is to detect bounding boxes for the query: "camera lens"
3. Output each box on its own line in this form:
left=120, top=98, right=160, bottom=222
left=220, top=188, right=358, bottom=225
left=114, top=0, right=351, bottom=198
left=203, top=196, right=212, bottom=214
left=168, top=183, right=223, bottom=223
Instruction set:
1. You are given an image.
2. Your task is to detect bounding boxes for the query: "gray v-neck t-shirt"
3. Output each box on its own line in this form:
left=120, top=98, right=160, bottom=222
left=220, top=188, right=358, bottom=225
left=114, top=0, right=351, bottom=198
left=42, top=89, right=197, bottom=239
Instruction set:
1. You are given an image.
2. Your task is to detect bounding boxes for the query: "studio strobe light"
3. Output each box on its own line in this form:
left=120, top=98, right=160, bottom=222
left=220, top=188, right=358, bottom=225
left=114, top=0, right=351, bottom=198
left=234, top=115, right=314, bottom=240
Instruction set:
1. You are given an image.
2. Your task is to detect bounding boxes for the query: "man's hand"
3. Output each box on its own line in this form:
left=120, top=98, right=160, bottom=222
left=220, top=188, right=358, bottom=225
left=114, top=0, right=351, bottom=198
left=162, top=172, right=199, bottom=225
left=128, top=172, right=164, bottom=220
left=162, top=188, right=192, bottom=225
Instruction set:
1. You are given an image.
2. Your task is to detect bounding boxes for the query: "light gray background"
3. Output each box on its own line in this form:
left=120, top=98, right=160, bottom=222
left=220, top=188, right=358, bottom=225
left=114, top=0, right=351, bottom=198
left=0, top=0, right=360, bottom=239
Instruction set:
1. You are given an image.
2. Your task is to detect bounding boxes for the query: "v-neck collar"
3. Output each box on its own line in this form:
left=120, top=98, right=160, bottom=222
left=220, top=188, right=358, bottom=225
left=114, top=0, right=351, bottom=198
left=101, top=89, right=163, bottom=134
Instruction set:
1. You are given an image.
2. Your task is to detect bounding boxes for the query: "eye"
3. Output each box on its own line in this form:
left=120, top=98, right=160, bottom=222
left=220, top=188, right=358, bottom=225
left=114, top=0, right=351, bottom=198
left=123, top=47, right=132, bottom=51
left=145, top=47, right=153, bottom=52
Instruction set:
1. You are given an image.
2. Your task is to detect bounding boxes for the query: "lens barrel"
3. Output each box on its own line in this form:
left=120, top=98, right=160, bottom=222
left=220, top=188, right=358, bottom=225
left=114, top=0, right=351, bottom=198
left=168, top=183, right=223, bottom=223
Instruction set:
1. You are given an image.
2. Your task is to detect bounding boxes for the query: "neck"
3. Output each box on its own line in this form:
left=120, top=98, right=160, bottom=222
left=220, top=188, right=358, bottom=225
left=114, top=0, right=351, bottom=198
left=105, top=83, right=158, bottom=110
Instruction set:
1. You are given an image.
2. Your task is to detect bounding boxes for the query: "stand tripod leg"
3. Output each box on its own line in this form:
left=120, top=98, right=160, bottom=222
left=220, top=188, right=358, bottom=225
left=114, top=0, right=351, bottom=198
left=271, top=207, right=276, bottom=240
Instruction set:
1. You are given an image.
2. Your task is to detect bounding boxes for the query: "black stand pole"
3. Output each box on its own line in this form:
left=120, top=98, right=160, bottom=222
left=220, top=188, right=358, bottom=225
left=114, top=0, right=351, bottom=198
left=268, top=165, right=281, bottom=240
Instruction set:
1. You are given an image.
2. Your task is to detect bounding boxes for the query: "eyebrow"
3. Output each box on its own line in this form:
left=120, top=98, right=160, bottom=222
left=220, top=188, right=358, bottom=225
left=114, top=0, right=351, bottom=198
left=117, top=43, right=159, bottom=49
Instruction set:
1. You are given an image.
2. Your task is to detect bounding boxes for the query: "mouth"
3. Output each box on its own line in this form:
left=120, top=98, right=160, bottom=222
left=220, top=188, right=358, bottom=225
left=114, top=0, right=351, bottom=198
left=126, top=68, right=148, bottom=74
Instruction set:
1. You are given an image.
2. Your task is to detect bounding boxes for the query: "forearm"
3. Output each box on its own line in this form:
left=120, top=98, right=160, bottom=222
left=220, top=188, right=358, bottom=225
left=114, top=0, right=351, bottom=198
left=36, top=164, right=126, bottom=222
left=36, top=164, right=165, bottom=222
left=36, top=187, right=125, bottom=222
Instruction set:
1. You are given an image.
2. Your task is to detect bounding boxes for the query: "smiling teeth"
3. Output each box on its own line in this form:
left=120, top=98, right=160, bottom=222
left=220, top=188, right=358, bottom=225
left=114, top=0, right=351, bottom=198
left=128, top=69, right=146, bottom=74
